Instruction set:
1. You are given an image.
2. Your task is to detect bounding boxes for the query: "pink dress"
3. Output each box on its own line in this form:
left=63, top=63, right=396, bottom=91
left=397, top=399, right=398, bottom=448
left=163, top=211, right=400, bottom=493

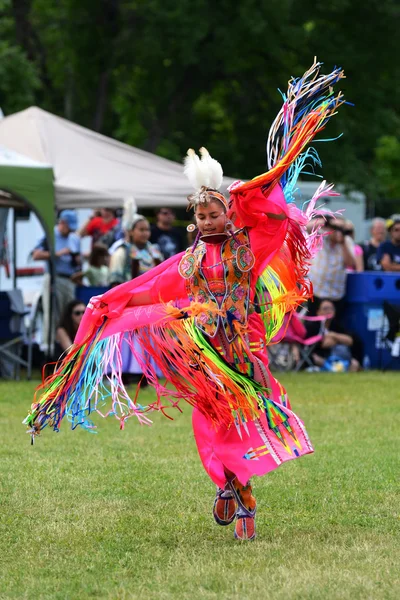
left=26, top=60, right=346, bottom=487
left=189, top=194, right=313, bottom=488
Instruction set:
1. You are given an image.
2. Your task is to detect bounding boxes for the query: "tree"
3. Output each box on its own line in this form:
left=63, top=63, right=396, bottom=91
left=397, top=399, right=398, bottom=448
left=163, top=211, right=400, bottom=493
left=0, top=0, right=40, bottom=115
left=0, top=0, right=399, bottom=216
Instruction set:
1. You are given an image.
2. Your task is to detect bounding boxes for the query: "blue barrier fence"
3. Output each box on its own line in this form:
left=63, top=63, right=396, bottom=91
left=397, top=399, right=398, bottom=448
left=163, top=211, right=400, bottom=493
left=345, top=273, right=400, bottom=369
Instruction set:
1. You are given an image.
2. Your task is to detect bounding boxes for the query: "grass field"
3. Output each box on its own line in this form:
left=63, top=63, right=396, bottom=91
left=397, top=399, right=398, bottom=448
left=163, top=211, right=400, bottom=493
left=0, top=372, right=399, bottom=600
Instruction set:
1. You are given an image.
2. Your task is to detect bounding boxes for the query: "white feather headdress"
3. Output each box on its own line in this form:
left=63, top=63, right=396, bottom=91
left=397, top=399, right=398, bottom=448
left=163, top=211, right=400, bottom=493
left=184, top=147, right=227, bottom=209
left=122, top=196, right=144, bottom=231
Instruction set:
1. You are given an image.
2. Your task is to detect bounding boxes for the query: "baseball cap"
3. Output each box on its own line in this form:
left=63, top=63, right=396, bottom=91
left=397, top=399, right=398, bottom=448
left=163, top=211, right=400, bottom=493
left=386, top=214, right=400, bottom=231
left=59, top=210, right=78, bottom=231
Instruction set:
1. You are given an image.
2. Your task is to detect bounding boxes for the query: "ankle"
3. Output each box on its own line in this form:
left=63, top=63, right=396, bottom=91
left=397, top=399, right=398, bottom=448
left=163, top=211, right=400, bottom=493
left=229, top=478, right=256, bottom=514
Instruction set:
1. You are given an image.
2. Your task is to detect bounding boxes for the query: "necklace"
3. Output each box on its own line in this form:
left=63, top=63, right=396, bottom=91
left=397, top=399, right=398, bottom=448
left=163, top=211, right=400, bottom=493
left=201, top=257, right=230, bottom=270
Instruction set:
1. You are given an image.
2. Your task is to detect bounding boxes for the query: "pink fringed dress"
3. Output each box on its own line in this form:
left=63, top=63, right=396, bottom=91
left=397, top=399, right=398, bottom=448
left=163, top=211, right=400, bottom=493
left=25, top=60, right=347, bottom=489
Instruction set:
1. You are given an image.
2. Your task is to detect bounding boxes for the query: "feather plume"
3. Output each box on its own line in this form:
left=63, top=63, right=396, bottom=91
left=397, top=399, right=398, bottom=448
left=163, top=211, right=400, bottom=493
left=184, top=147, right=223, bottom=191
left=184, top=149, right=205, bottom=190
left=199, top=147, right=223, bottom=189
left=122, top=196, right=137, bottom=231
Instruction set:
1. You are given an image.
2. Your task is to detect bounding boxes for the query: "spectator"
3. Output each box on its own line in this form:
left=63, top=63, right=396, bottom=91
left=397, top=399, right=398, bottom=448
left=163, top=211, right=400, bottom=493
left=360, top=218, right=387, bottom=271
left=55, top=300, right=86, bottom=355
left=79, top=208, right=121, bottom=248
left=150, top=207, right=184, bottom=259
left=305, top=299, right=361, bottom=372
left=71, top=243, right=110, bottom=287
left=32, top=210, right=81, bottom=354
left=109, top=213, right=163, bottom=384
left=377, top=217, right=400, bottom=272
left=308, top=215, right=355, bottom=320
left=344, top=220, right=363, bottom=272
left=109, top=215, right=163, bottom=286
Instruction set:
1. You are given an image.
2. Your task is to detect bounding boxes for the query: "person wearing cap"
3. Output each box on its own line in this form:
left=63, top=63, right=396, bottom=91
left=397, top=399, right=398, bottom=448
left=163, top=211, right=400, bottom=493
left=376, top=217, right=400, bottom=271
left=32, top=210, right=81, bottom=354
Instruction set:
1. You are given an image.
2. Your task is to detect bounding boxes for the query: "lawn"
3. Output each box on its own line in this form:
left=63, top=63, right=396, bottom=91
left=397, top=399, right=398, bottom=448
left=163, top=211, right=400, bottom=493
left=0, top=372, right=399, bottom=600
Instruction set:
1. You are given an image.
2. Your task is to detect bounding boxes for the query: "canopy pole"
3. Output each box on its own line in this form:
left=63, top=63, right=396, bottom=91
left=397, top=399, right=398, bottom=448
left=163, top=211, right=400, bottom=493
left=12, top=208, right=16, bottom=289
left=47, top=252, right=56, bottom=361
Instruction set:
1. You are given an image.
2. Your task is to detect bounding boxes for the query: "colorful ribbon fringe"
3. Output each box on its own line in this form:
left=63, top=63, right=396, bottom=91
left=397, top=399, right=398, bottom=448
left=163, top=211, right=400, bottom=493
left=24, top=59, right=346, bottom=440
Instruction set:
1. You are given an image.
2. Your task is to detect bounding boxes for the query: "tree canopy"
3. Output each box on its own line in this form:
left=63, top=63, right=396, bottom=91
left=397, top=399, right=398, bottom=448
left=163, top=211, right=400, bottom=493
left=1, top=0, right=399, bottom=215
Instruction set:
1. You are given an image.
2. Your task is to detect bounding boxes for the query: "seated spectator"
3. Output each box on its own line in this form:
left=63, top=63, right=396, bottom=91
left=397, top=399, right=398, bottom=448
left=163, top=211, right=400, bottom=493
left=360, top=218, right=387, bottom=271
left=308, top=215, right=355, bottom=321
left=305, top=299, right=361, bottom=372
left=344, top=220, right=363, bottom=272
left=71, top=243, right=110, bottom=287
left=55, top=300, right=86, bottom=355
left=377, top=217, right=400, bottom=272
left=79, top=208, right=121, bottom=248
left=150, top=207, right=184, bottom=259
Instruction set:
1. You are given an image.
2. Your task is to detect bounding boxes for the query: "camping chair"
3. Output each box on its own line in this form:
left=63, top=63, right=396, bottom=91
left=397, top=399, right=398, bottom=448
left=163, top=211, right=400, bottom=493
left=380, top=301, right=400, bottom=371
left=268, top=311, right=330, bottom=372
left=0, top=290, right=33, bottom=380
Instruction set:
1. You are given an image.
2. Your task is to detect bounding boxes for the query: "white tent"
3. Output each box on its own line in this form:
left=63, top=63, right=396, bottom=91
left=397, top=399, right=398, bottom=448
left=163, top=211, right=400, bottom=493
left=0, top=107, right=235, bottom=209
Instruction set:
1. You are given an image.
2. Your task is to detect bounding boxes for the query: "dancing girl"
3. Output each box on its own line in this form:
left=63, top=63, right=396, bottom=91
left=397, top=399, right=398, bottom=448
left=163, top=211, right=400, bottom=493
left=25, top=61, right=346, bottom=540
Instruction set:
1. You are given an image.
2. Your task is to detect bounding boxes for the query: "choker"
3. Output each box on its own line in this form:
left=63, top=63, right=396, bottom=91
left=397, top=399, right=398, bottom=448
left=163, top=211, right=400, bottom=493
left=199, top=233, right=229, bottom=244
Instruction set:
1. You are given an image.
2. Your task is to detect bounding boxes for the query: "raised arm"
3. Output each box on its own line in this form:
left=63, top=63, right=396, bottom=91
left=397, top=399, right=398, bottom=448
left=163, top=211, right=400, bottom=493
left=228, top=182, right=288, bottom=230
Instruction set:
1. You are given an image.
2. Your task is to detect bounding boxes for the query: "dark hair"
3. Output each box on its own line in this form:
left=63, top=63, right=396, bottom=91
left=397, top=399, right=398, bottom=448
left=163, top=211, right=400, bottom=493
left=89, top=243, right=109, bottom=267
left=318, top=299, right=336, bottom=313
left=104, top=208, right=117, bottom=217
left=155, top=207, right=174, bottom=216
left=58, top=300, right=86, bottom=340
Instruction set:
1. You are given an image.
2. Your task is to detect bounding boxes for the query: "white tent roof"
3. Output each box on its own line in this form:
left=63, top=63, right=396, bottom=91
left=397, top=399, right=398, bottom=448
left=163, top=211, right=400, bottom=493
left=0, top=107, right=235, bottom=209
left=0, top=144, right=51, bottom=168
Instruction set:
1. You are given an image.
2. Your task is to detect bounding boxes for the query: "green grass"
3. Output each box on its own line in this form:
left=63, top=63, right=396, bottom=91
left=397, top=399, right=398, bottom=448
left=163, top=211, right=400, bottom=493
left=0, top=373, right=399, bottom=600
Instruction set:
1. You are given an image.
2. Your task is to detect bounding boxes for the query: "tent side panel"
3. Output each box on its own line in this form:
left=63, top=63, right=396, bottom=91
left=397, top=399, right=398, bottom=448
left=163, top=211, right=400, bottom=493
left=0, top=166, right=55, bottom=247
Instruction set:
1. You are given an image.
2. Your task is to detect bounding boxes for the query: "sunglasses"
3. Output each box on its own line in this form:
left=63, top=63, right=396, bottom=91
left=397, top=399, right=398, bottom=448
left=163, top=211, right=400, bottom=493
left=73, top=310, right=85, bottom=316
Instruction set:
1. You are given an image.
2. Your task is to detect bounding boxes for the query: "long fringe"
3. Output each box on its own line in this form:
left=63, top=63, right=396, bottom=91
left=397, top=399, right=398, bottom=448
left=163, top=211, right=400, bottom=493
left=235, top=60, right=345, bottom=195
left=25, top=307, right=281, bottom=438
left=254, top=210, right=315, bottom=344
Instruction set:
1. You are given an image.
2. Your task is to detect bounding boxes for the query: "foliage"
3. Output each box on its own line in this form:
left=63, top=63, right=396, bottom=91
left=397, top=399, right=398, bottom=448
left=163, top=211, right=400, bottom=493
left=0, top=0, right=40, bottom=114
left=0, top=373, right=399, bottom=599
left=373, top=135, right=400, bottom=215
left=0, top=0, right=399, bottom=214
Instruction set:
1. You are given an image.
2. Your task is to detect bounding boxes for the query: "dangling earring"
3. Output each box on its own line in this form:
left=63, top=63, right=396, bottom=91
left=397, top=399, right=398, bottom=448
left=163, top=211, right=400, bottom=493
left=225, top=219, right=240, bottom=244
left=191, top=229, right=201, bottom=252
left=186, top=222, right=200, bottom=251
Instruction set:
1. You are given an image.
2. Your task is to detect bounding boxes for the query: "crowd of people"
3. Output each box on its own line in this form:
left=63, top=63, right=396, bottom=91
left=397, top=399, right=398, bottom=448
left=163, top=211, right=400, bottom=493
left=31, top=202, right=400, bottom=375
left=302, top=214, right=400, bottom=372
left=30, top=205, right=185, bottom=360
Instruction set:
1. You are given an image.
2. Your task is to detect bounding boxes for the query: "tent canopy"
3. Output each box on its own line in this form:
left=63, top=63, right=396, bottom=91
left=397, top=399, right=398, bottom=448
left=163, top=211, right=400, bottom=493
left=0, top=107, right=235, bottom=209
left=0, top=144, right=55, bottom=242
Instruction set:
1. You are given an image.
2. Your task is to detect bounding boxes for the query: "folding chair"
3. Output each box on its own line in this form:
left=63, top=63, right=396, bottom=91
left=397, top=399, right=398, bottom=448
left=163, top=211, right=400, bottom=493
left=268, top=312, right=330, bottom=372
left=0, top=290, right=32, bottom=380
